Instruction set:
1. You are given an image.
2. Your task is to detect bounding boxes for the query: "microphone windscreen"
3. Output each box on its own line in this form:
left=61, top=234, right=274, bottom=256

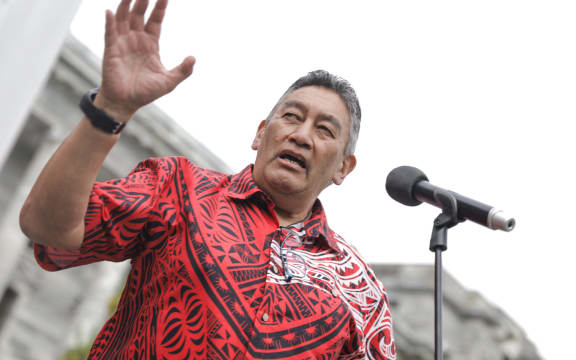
left=385, top=166, right=429, bottom=206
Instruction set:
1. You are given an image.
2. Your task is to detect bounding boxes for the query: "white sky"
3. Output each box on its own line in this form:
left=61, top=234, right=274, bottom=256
left=71, top=1, right=575, bottom=358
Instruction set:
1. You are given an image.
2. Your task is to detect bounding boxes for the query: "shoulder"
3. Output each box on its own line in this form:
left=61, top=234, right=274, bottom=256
left=130, top=156, right=196, bottom=175
left=142, top=157, right=241, bottom=196
left=129, top=156, right=228, bottom=182
left=330, top=231, right=369, bottom=269
left=330, top=230, right=389, bottom=300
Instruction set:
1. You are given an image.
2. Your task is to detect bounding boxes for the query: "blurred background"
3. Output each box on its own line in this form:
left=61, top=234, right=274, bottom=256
left=1, top=0, right=574, bottom=359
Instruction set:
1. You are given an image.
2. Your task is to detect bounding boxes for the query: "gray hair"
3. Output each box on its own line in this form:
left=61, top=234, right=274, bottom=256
left=266, top=70, right=361, bottom=155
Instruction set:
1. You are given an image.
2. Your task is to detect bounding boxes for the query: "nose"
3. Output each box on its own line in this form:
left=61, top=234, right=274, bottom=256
left=289, top=122, right=313, bottom=150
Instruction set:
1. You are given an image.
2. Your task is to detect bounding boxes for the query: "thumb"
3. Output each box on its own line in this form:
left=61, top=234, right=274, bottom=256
left=167, top=56, right=196, bottom=87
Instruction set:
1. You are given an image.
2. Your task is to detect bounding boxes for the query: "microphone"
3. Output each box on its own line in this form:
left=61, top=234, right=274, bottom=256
left=385, top=166, right=515, bottom=232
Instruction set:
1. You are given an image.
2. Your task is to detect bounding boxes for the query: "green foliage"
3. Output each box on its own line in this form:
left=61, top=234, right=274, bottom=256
left=59, top=343, right=92, bottom=360
left=59, top=277, right=126, bottom=359
left=107, top=289, right=122, bottom=315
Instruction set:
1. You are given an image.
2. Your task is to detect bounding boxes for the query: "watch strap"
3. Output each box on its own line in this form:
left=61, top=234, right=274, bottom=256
left=80, top=88, right=126, bottom=134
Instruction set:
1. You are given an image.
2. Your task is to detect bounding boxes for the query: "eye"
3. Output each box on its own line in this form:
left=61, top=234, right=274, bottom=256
left=283, top=112, right=301, bottom=123
left=318, top=125, right=335, bottom=138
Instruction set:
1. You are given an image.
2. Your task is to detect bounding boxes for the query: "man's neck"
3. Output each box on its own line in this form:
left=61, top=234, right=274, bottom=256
left=275, top=206, right=312, bottom=227
left=270, top=193, right=315, bottom=227
left=250, top=168, right=319, bottom=227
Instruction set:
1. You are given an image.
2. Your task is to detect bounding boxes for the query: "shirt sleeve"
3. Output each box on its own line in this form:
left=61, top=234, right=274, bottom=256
left=34, top=157, right=177, bottom=271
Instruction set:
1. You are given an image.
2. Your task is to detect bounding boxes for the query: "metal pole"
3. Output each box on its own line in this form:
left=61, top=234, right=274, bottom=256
left=435, top=248, right=443, bottom=360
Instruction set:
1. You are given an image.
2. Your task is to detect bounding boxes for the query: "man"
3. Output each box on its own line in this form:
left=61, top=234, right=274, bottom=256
left=20, top=0, right=396, bottom=358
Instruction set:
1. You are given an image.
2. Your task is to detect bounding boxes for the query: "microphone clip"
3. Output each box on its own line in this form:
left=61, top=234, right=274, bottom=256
left=429, top=189, right=463, bottom=252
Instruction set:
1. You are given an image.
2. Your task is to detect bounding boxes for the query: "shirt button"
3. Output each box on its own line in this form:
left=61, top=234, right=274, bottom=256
left=262, top=313, right=269, bottom=322
left=331, top=288, right=339, bottom=297
left=271, top=264, right=279, bottom=274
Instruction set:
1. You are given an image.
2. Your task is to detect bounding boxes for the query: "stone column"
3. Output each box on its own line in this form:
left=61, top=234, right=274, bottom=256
left=0, top=0, right=82, bottom=169
left=0, top=129, right=60, bottom=298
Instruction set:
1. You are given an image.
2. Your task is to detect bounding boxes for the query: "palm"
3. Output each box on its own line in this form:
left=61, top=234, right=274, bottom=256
left=103, top=31, right=169, bottom=107
left=100, top=0, right=194, bottom=115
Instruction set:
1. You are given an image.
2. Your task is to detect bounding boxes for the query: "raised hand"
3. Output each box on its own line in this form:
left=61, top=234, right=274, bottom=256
left=96, top=0, right=195, bottom=121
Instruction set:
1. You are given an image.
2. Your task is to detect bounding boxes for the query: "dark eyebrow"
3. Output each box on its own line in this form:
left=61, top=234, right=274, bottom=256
left=280, top=100, right=307, bottom=113
left=318, top=114, right=342, bottom=133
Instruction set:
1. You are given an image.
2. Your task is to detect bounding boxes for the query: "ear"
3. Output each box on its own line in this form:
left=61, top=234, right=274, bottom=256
left=251, top=120, right=267, bottom=150
left=332, top=155, right=357, bottom=185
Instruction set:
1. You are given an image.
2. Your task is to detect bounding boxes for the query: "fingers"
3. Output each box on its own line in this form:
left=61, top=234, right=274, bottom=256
left=168, top=56, right=196, bottom=88
left=129, top=0, right=149, bottom=31
left=104, top=10, right=117, bottom=48
left=113, top=0, right=165, bottom=37
left=144, top=0, right=168, bottom=37
left=115, top=0, right=131, bottom=34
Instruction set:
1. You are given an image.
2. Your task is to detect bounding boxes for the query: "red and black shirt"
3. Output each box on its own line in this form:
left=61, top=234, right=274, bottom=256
left=35, top=157, right=396, bottom=359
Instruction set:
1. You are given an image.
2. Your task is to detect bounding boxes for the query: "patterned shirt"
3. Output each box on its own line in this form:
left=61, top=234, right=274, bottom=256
left=35, top=157, right=396, bottom=359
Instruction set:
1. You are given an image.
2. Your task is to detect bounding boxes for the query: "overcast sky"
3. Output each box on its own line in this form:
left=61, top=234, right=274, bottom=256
left=71, top=1, right=575, bottom=358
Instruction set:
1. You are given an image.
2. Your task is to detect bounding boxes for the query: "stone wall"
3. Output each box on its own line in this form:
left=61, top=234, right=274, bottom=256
left=373, top=264, right=541, bottom=360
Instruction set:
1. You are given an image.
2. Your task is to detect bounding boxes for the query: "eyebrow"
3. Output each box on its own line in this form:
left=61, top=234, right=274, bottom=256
left=281, top=100, right=343, bottom=133
left=281, top=100, right=307, bottom=114
left=318, top=114, right=342, bottom=133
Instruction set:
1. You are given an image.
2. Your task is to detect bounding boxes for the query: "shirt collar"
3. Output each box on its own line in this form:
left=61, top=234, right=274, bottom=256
left=225, top=165, right=341, bottom=253
left=302, top=200, right=341, bottom=253
left=225, top=164, right=262, bottom=200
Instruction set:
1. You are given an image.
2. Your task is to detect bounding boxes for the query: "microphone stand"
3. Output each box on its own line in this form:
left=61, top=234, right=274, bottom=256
left=428, top=190, right=463, bottom=360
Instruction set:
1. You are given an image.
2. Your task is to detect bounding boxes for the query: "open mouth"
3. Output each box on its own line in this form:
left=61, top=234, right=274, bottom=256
left=278, top=152, right=306, bottom=169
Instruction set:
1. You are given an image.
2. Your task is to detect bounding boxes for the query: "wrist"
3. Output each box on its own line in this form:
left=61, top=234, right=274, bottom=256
left=80, top=88, right=132, bottom=134
left=92, top=91, right=136, bottom=124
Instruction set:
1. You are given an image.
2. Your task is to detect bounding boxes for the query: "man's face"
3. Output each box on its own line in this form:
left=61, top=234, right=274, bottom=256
left=252, top=86, right=356, bottom=201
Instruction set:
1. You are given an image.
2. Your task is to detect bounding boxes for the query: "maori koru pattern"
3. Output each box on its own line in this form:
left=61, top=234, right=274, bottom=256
left=35, top=157, right=396, bottom=359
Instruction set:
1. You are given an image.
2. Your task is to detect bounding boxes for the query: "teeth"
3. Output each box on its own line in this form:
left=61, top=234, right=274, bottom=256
left=280, top=154, right=305, bottom=168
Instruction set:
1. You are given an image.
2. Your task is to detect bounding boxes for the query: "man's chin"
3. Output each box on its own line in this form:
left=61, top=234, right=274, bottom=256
left=266, top=170, right=306, bottom=195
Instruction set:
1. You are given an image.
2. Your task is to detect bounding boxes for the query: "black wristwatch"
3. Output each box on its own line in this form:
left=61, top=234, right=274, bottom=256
left=80, top=88, right=126, bottom=134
